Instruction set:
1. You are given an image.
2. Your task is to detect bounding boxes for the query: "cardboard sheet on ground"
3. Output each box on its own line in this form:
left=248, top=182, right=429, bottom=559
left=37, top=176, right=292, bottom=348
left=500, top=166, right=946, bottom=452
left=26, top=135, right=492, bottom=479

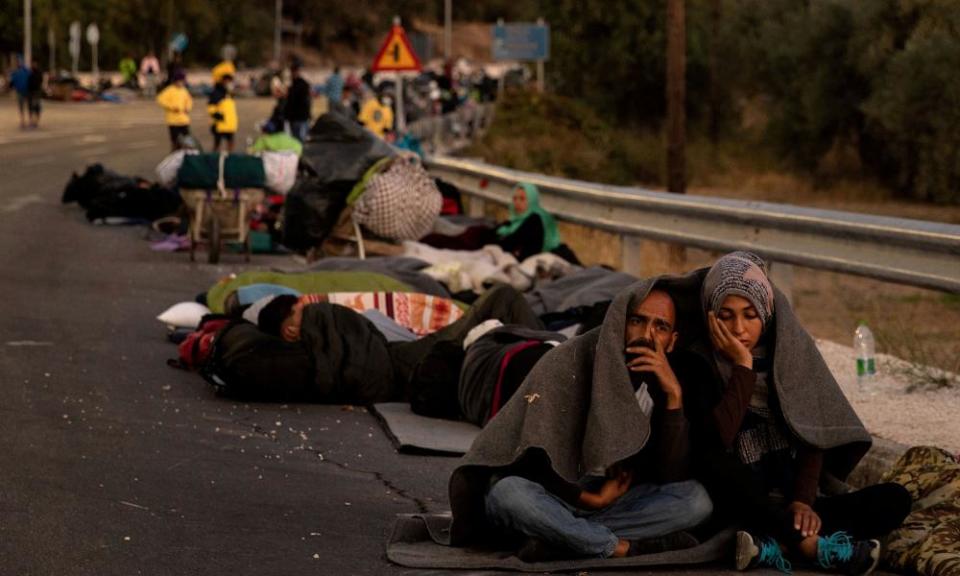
left=387, top=513, right=736, bottom=572
left=372, top=403, right=480, bottom=455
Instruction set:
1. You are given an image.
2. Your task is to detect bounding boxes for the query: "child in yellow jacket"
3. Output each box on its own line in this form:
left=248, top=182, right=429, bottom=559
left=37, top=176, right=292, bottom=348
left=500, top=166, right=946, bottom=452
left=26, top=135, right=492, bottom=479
left=207, top=74, right=238, bottom=152
left=156, top=71, right=193, bottom=151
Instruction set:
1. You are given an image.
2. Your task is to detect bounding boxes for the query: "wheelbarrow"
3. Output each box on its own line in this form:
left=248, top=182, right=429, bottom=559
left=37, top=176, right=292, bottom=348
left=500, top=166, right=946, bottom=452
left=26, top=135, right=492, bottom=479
left=179, top=154, right=264, bottom=263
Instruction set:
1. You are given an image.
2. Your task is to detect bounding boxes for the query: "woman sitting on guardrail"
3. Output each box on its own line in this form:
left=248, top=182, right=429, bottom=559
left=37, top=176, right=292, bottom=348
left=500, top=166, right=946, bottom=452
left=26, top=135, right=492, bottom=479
left=497, top=182, right=579, bottom=264
left=678, top=251, right=910, bottom=575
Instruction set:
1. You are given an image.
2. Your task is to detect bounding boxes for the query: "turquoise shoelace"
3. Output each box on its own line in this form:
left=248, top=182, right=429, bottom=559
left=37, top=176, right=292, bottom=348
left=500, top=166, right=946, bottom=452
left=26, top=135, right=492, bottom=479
left=817, top=531, right=854, bottom=569
left=758, top=537, right=793, bottom=574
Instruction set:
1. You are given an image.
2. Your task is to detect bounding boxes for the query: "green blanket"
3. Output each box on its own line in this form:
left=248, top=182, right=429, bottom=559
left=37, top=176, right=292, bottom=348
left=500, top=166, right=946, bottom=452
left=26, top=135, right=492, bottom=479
left=206, top=270, right=416, bottom=313
left=178, top=153, right=266, bottom=189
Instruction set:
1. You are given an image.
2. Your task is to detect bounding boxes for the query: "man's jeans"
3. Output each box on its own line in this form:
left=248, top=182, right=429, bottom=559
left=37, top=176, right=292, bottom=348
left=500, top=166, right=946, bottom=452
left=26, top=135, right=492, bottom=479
left=485, top=475, right=713, bottom=558
left=288, top=120, right=309, bottom=143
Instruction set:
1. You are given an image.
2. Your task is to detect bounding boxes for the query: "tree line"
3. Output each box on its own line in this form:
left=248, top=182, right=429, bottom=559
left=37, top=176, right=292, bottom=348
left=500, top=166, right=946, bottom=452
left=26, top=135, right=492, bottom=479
left=542, top=0, right=960, bottom=203
left=4, top=0, right=958, bottom=202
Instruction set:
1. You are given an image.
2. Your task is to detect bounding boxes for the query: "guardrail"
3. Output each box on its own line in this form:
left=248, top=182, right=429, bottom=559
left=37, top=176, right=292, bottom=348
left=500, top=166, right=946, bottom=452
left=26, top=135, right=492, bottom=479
left=406, top=104, right=496, bottom=155
left=424, top=156, right=960, bottom=293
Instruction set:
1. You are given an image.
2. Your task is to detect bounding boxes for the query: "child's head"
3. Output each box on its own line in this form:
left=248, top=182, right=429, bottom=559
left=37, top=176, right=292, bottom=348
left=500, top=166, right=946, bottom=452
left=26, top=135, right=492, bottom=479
left=258, top=295, right=303, bottom=342
left=703, top=251, right=774, bottom=352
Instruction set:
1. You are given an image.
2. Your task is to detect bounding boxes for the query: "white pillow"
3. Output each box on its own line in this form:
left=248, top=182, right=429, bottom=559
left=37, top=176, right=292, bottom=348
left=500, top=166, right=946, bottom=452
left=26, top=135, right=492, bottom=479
left=156, top=302, right=211, bottom=329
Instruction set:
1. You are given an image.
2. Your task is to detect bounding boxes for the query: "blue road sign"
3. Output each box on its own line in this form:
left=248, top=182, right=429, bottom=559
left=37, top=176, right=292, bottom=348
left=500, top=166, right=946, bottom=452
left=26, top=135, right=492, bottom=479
left=492, top=23, right=550, bottom=61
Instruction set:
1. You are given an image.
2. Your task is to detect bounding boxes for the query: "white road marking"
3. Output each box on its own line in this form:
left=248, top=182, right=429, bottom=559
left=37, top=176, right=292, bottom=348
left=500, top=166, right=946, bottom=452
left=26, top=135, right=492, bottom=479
left=2, top=194, right=45, bottom=213
left=80, top=134, right=107, bottom=143
left=5, top=340, right=54, bottom=347
left=128, top=141, right=158, bottom=149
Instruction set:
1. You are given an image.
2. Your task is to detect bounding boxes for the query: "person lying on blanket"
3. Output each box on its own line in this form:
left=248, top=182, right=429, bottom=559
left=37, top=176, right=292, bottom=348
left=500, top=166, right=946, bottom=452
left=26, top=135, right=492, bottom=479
left=673, top=252, right=911, bottom=575
left=450, top=284, right=714, bottom=563
left=256, top=285, right=549, bottom=415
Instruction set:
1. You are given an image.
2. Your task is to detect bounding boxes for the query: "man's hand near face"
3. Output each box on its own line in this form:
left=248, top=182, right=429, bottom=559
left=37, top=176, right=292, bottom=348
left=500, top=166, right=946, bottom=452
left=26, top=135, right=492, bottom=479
left=625, top=338, right=683, bottom=410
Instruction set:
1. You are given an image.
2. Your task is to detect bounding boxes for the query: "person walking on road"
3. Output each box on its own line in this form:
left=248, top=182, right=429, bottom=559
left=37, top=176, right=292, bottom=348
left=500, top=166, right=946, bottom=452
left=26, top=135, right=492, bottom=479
left=26, top=61, right=45, bottom=129
left=156, top=71, right=193, bottom=151
left=9, top=57, right=30, bottom=129
left=119, top=54, right=138, bottom=89
left=323, top=66, right=345, bottom=109
left=140, top=51, right=160, bottom=97
left=207, top=74, right=238, bottom=152
left=284, top=63, right=312, bottom=143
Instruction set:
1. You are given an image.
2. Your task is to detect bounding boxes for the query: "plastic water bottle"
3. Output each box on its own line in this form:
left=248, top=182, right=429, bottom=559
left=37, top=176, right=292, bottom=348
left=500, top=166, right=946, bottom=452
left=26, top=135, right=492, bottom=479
left=854, top=322, right=877, bottom=390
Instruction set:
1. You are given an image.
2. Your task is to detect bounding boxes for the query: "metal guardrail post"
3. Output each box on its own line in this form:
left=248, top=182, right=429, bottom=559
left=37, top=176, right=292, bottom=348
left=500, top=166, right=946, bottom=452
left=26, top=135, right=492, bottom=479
left=768, top=261, right=794, bottom=304
left=620, top=235, right=647, bottom=278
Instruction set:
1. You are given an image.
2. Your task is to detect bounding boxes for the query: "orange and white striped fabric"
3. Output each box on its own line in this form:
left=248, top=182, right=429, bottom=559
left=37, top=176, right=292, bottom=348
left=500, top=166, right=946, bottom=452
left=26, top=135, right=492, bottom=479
left=300, top=292, right=463, bottom=336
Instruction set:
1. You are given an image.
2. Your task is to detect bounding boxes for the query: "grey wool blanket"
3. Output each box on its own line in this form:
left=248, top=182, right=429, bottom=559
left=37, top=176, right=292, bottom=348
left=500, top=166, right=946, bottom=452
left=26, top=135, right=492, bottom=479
left=447, top=273, right=700, bottom=546
left=736, top=282, right=870, bottom=477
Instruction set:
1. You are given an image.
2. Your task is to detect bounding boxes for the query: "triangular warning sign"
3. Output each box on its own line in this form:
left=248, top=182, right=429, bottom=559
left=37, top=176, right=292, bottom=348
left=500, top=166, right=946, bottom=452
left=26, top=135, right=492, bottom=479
left=371, top=24, right=422, bottom=72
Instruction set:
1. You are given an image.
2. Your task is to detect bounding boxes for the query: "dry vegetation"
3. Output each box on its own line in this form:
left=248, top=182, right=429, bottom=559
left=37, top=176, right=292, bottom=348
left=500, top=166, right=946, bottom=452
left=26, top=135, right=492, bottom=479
left=464, top=92, right=960, bottom=377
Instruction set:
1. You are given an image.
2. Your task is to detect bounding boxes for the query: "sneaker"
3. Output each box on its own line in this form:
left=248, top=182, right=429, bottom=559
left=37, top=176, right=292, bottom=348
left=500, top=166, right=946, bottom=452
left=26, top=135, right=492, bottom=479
left=627, top=530, right=699, bottom=556
left=817, top=531, right=881, bottom=575
left=735, top=530, right=792, bottom=573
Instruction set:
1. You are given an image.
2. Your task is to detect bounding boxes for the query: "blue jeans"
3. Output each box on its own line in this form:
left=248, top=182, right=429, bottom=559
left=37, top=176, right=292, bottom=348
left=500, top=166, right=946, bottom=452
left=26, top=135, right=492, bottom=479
left=288, top=120, right=309, bottom=143
left=485, top=475, right=713, bottom=558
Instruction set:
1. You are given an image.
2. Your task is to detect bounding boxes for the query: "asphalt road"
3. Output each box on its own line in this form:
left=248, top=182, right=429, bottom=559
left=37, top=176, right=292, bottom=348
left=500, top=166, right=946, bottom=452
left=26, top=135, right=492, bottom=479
left=0, top=97, right=871, bottom=576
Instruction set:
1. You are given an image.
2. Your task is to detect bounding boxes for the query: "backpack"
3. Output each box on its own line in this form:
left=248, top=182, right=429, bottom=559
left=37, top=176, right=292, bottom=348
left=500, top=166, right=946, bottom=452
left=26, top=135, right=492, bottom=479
left=169, top=316, right=231, bottom=370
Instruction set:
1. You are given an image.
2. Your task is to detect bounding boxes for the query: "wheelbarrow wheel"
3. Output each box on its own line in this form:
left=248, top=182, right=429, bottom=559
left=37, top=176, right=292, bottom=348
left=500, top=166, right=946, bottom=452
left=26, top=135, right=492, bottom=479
left=207, top=216, right=221, bottom=264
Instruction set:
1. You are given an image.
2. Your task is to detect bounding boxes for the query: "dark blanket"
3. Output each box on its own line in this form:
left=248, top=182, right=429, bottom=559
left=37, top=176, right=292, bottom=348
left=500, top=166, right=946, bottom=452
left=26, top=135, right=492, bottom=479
left=62, top=164, right=182, bottom=222
left=300, top=303, right=398, bottom=405
left=280, top=177, right=352, bottom=253
left=302, top=111, right=395, bottom=185
left=524, top=266, right=637, bottom=316
left=388, top=284, right=544, bottom=417
left=458, top=326, right=566, bottom=427
left=447, top=276, right=671, bottom=545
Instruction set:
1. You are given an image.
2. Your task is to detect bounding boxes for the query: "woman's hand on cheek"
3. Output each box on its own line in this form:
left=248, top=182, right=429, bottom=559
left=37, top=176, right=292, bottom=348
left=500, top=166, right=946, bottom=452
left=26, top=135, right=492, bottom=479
left=708, top=312, right=753, bottom=369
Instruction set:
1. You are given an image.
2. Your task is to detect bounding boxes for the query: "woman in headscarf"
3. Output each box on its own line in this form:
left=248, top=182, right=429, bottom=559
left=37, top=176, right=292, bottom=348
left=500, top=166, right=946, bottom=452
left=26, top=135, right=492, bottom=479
left=680, top=252, right=910, bottom=575
left=496, top=182, right=563, bottom=262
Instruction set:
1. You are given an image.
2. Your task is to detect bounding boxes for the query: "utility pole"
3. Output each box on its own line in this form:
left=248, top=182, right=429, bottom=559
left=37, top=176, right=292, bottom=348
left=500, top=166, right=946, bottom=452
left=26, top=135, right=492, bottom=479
left=666, top=0, right=687, bottom=266
left=444, top=0, right=452, bottom=60
left=536, top=17, right=545, bottom=93
left=666, top=0, right=686, bottom=195
left=274, top=0, right=282, bottom=63
left=24, top=0, right=32, bottom=65
left=708, top=0, right=721, bottom=147
left=48, top=25, right=55, bottom=73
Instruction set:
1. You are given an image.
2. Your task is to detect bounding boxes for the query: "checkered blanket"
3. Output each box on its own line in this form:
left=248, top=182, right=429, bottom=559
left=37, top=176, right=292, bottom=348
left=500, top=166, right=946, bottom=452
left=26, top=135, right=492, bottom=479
left=353, top=154, right=442, bottom=241
left=301, top=292, right=463, bottom=336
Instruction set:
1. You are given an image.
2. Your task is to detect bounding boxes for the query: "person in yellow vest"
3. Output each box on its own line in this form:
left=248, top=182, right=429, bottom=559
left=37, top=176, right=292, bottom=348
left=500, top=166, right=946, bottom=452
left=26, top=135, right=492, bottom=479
left=358, top=89, right=394, bottom=139
left=211, top=59, right=236, bottom=85
left=156, top=71, right=193, bottom=151
left=207, top=74, right=238, bottom=152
